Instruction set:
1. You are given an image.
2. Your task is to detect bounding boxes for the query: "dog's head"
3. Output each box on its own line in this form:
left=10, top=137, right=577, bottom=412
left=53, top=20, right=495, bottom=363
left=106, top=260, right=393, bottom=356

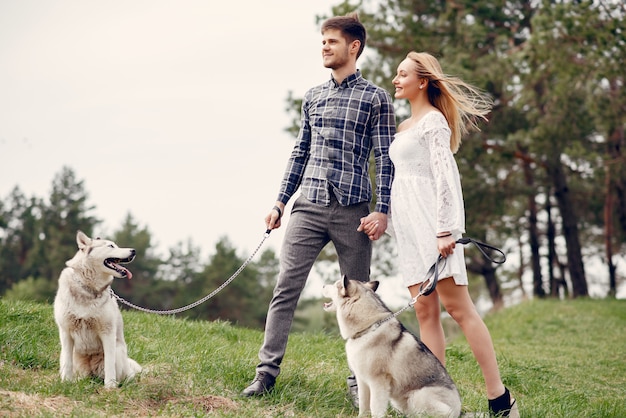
left=322, top=275, right=379, bottom=312
left=68, top=230, right=136, bottom=279
left=323, top=275, right=386, bottom=339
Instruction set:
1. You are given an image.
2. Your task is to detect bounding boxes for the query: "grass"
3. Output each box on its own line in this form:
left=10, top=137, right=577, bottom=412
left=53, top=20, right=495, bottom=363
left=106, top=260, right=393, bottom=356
left=1, top=297, right=625, bottom=417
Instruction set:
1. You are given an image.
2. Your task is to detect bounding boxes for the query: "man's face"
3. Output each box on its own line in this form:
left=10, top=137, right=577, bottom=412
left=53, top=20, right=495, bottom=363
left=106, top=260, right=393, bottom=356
left=321, top=28, right=352, bottom=70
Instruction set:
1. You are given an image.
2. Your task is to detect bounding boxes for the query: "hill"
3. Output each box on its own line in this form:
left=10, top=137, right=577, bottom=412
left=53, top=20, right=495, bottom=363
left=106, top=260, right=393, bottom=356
left=1, top=298, right=624, bottom=417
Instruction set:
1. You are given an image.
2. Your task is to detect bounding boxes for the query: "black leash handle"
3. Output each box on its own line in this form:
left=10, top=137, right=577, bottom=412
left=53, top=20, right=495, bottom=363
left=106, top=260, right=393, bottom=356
left=418, top=237, right=506, bottom=297
left=456, top=237, right=506, bottom=264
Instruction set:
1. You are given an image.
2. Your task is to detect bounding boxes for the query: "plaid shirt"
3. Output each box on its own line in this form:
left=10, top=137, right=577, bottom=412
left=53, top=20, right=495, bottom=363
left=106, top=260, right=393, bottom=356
left=277, top=71, right=395, bottom=214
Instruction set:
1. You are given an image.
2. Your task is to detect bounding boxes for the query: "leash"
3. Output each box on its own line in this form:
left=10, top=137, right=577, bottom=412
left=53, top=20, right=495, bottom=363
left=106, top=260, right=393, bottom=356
left=362, top=237, right=506, bottom=330
left=110, top=229, right=272, bottom=315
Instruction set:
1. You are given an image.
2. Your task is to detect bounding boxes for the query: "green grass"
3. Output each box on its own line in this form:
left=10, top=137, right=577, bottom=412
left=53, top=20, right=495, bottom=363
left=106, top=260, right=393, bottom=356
left=1, top=298, right=625, bottom=417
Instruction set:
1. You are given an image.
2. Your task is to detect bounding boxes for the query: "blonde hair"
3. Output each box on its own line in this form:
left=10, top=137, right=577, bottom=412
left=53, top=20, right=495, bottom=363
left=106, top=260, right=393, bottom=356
left=406, top=51, right=493, bottom=153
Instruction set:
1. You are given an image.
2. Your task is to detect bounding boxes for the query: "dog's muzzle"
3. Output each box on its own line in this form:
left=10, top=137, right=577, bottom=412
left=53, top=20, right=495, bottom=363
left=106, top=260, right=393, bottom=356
left=104, top=250, right=136, bottom=279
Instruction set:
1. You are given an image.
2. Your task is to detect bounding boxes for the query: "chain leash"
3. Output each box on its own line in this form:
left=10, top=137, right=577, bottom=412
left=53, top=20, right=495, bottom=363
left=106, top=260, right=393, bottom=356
left=110, top=230, right=272, bottom=315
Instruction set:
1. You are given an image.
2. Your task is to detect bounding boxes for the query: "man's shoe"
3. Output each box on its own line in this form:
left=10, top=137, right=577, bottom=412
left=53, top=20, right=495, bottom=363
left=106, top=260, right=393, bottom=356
left=241, top=372, right=276, bottom=397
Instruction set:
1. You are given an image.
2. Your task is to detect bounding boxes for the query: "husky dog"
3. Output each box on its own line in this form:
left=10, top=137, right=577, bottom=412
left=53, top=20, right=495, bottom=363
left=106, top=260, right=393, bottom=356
left=53, top=230, right=142, bottom=389
left=323, top=276, right=461, bottom=418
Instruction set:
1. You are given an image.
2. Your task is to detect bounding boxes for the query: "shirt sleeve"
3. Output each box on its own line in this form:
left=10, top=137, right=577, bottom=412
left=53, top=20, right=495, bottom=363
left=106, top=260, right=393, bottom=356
left=371, top=89, right=396, bottom=214
left=277, top=93, right=312, bottom=205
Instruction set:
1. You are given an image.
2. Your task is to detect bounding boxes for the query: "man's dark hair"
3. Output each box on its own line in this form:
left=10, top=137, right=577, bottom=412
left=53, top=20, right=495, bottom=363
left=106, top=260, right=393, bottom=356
left=321, top=12, right=366, bottom=58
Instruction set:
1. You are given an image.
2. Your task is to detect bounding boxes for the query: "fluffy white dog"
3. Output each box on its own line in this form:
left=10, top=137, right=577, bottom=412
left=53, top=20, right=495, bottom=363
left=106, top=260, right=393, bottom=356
left=53, top=230, right=142, bottom=388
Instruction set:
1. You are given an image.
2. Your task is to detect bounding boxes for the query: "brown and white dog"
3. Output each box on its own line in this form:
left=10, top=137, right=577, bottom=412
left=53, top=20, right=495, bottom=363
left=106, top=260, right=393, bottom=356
left=53, top=230, right=141, bottom=388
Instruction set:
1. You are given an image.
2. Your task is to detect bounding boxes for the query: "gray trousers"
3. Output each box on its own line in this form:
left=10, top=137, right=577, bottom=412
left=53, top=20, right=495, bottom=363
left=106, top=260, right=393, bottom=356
left=256, top=193, right=372, bottom=378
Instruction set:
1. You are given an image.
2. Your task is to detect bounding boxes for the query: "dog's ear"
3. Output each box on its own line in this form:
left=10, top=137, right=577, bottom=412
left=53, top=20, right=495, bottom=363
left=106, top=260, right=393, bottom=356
left=76, top=230, right=92, bottom=250
left=365, top=281, right=379, bottom=292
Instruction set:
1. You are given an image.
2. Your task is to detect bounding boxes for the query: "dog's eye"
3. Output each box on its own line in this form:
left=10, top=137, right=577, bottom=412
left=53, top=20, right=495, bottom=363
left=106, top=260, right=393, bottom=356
left=108, top=244, right=115, bottom=248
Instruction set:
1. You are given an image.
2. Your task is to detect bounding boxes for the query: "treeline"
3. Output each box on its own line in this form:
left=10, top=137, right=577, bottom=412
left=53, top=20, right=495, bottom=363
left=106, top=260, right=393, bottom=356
left=0, top=167, right=278, bottom=329
left=294, top=0, right=625, bottom=306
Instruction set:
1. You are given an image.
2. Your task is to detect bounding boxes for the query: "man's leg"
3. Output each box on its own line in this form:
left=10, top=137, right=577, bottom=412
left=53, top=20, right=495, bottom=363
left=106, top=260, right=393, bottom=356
left=329, top=199, right=372, bottom=407
left=330, top=200, right=372, bottom=282
left=243, top=196, right=330, bottom=395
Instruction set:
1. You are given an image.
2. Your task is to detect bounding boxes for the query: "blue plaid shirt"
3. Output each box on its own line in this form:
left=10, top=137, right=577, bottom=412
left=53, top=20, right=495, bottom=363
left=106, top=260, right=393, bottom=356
left=277, top=71, right=395, bottom=214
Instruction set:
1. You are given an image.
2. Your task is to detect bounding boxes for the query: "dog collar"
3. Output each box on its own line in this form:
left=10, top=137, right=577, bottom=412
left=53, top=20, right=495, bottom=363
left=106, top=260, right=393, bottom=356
left=72, top=275, right=110, bottom=299
left=350, top=321, right=384, bottom=340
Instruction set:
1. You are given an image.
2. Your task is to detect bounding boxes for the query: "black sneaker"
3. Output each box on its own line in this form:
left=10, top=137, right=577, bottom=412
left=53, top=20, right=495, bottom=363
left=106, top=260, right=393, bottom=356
left=241, top=372, right=276, bottom=397
left=488, top=387, right=519, bottom=417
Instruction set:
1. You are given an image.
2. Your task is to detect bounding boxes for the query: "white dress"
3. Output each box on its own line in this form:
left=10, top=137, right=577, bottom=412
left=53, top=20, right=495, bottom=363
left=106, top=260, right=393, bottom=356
left=389, top=111, right=468, bottom=287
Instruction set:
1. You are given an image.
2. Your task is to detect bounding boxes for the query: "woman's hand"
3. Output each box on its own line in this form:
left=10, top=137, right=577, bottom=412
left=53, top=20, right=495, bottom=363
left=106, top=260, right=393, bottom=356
left=357, top=212, right=388, bottom=241
left=437, top=233, right=456, bottom=258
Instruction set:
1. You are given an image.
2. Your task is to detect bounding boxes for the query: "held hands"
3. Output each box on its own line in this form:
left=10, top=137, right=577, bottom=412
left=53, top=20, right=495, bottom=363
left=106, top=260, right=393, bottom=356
left=357, top=212, right=388, bottom=241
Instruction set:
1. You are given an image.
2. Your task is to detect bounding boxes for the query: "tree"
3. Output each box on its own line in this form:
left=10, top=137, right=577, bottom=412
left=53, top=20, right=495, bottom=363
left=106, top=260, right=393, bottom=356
left=37, top=166, right=100, bottom=283
left=0, top=187, right=44, bottom=294
left=584, top=0, right=626, bottom=296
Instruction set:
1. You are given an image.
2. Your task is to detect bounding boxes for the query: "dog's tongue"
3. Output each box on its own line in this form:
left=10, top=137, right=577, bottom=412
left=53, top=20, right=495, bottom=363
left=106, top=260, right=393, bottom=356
left=114, top=263, right=132, bottom=279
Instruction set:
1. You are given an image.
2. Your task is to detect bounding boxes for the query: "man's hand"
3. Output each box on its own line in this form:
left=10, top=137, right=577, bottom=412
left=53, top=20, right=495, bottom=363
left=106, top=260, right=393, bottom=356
left=265, top=202, right=285, bottom=230
left=357, top=212, right=388, bottom=241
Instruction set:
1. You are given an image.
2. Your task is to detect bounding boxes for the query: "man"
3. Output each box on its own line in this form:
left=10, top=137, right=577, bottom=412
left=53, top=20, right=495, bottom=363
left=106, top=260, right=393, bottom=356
left=242, top=12, right=395, bottom=405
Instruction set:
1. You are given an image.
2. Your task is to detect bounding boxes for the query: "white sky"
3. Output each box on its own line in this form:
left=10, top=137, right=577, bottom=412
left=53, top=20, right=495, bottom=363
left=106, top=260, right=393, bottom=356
left=0, top=0, right=344, bottom=258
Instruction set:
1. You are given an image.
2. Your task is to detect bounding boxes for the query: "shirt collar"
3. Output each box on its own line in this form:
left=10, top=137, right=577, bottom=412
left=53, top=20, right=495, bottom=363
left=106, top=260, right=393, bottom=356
left=329, top=69, right=362, bottom=88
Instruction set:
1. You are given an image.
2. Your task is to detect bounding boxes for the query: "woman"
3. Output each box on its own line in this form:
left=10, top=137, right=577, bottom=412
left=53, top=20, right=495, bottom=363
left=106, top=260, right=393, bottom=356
left=386, top=51, right=517, bottom=416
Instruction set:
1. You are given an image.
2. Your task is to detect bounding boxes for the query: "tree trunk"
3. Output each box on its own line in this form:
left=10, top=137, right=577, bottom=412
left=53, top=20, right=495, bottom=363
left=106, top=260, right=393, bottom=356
left=467, top=255, right=503, bottom=310
left=546, top=196, right=559, bottom=297
left=519, top=145, right=545, bottom=298
left=604, top=163, right=617, bottom=298
left=546, top=159, right=588, bottom=297
left=605, top=110, right=624, bottom=297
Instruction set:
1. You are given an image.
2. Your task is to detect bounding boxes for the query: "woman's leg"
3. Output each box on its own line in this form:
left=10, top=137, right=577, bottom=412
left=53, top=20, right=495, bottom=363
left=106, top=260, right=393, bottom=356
left=409, top=284, right=446, bottom=365
left=435, top=278, right=505, bottom=399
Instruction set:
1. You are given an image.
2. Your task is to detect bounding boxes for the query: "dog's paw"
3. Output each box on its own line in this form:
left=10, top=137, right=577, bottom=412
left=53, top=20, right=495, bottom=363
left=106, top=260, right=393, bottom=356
left=60, top=370, right=74, bottom=382
left=104, top=379, right=119, bottom=389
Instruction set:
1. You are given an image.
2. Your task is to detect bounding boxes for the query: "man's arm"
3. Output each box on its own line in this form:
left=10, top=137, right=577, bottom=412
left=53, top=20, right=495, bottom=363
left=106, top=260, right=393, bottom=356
left=359, top=89, right=395, bottom=240
left=267, top=95, right=312, bottom=230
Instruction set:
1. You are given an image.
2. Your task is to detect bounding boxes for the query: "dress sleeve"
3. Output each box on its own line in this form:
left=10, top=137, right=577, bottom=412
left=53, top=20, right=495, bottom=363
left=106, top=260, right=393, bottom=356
left=425, top=114, right=465, bottom=235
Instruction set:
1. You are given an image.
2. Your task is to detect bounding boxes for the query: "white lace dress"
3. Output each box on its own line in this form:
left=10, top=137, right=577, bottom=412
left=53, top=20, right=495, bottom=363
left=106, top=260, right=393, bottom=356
left=389, top=111, right=468, bottom=287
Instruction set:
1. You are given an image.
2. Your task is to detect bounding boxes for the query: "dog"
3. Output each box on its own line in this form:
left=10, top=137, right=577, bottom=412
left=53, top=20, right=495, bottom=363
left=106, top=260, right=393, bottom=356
left=323, top=276, right=462, bottom=418
left=53, top=230, right=142, bottom=389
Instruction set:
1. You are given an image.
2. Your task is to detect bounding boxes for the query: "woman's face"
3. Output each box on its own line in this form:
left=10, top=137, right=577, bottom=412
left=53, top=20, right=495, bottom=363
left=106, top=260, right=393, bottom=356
left=392, top=58, right=422, bottom=100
